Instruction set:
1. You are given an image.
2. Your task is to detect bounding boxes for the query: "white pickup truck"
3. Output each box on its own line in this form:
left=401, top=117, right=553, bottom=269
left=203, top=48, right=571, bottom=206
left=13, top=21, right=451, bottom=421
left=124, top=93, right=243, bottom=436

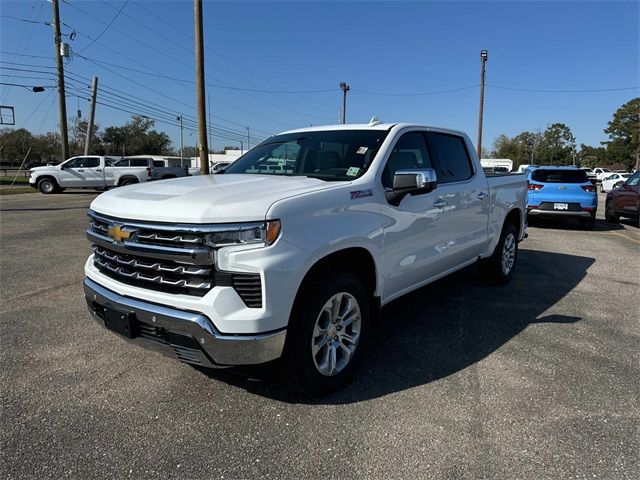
left=29, top=155, right=152, bottom=193
left=83, top=122, right=527, bottom=394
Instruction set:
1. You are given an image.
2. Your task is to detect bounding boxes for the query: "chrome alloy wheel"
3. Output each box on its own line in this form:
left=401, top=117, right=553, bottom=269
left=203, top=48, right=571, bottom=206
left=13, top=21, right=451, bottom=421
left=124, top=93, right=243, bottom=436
left=40, top=180, right=54, bottom=193
left=311, top=292, right=361, bottom=377
left=501, top=232, right=516, bottom=275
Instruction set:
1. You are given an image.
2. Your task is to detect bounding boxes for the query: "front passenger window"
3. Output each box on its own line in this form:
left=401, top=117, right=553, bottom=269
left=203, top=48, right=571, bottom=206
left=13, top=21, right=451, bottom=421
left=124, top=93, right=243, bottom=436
left=381, top=132, right=432, bottom=189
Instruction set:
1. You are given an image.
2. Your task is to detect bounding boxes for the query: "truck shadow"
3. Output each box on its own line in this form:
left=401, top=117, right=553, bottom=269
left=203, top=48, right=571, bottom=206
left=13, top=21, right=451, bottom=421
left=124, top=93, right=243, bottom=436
left=196, top=249, right=595, bottom=404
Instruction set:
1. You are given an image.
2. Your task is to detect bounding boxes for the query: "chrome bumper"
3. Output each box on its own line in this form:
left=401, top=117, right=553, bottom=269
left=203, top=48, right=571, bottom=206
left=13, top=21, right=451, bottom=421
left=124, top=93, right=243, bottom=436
left=83, top=278, right=286, bottom=368
left=527, top=209, right=594, bottom=218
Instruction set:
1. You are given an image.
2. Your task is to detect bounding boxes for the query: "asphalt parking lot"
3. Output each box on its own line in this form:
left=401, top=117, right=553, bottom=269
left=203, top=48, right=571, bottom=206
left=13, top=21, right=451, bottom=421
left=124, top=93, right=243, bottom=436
left=1, top=190, right=638, bottom=479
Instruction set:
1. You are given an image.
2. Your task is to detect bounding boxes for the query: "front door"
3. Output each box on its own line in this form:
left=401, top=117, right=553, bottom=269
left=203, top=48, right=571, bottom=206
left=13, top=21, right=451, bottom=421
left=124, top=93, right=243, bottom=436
left=617, top=171, right=640, bottom=215
left=380, top=131, right=452, bottom=301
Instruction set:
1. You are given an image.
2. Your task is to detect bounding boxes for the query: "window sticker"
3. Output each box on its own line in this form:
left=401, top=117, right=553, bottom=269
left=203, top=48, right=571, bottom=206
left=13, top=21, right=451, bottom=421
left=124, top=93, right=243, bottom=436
left=346, top=166, right=361, bottom=177
left=356, top=146, right=368, bottom=154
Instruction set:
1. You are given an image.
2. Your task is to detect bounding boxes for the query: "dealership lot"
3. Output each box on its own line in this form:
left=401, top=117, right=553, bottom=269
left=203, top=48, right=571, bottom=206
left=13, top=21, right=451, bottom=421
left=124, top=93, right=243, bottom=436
left=1, top=191, right=638, bottom=479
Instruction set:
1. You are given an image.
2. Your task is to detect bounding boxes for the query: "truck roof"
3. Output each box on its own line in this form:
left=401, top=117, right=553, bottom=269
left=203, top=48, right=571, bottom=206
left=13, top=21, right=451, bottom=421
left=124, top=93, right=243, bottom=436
left=279, top=122, right=468, bottom=137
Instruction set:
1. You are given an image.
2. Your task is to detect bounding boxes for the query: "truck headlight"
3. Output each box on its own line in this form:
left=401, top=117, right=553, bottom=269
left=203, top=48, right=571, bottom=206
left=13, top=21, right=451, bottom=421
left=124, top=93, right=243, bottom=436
left=205, top=220, right=281, bottom=247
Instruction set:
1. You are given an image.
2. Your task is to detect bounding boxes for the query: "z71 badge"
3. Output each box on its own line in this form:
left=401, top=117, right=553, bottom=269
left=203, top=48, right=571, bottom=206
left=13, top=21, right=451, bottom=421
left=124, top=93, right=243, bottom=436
left=350, top=189, right=373, bottom=199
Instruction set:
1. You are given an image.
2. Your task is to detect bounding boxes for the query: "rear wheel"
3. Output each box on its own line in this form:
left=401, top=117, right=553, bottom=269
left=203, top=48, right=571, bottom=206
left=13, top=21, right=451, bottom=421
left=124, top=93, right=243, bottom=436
left=284, top=270, right=370, bottom=395
left=580, top=213, right=596, bottom=230
left=605, top=200, right=619, bottom=223
left=119, top=178, right=137, bottom=187
left=600, top=183, right=605, bottom=193
left=479, top=223, right=518, bottom=285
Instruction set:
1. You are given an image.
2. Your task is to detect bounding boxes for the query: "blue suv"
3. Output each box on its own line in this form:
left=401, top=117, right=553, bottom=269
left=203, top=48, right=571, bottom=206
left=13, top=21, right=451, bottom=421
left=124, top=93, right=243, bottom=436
left=526, top=166, right=597, bottom=229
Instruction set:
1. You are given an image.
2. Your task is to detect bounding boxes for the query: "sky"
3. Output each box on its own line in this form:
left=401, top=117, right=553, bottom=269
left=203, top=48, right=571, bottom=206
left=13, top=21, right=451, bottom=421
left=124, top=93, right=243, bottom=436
left=1, top=0, right=638, bottom=153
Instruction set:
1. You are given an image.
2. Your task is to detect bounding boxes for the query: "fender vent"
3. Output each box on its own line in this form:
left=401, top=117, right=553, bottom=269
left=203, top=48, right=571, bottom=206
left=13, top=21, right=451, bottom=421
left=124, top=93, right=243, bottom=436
left=232, top=273, right=262, bottom=308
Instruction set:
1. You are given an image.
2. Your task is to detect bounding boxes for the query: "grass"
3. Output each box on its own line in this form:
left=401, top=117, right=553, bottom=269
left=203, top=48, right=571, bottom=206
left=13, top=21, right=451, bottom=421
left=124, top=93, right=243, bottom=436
left=0, top=176, right=30, bottom=185
left=0, top=187, right=35, bottom=195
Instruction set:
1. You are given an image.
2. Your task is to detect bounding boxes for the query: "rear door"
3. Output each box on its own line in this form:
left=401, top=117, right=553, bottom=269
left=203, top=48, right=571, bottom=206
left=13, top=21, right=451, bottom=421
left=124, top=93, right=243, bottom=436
left=81, top=157, right=104, bottom=186
left=426, top=131, right=488, bottom=264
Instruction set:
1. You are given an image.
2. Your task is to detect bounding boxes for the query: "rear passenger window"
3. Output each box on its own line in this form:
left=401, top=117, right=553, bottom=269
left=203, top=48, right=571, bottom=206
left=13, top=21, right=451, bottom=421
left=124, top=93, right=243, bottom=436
left=381, top=132, right=432, bottom=188
left=129, top=158, right=150, bottom=167
left=85, top=158, right=100, bottom=168
left=426, top=133, right=473, bottom=183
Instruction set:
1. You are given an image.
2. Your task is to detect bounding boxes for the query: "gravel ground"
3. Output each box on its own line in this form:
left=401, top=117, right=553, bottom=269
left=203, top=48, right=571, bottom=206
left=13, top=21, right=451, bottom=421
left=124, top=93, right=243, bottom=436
left=1, top=190, right=638, bottom=479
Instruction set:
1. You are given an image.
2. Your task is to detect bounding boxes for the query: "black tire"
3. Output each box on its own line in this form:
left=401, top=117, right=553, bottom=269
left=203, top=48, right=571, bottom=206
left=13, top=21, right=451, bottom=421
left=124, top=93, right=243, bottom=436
left=600, top=184, right=605, bottom=193
left=283, top=269, right=370, bottom=396
left=478, top=223, right=519, bottom=285
left=605, top=199, right=619, bottom=223
left=37, top=177, right=58, bottom=194
left=579, top=213, right=595, bottom=230
left=119, top=178, right=137, bottom=186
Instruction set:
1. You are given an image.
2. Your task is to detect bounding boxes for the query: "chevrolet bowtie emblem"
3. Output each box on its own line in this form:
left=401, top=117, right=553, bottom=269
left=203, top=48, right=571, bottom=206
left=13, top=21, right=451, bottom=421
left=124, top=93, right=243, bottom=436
left=107, top=225, right=132, bottom=242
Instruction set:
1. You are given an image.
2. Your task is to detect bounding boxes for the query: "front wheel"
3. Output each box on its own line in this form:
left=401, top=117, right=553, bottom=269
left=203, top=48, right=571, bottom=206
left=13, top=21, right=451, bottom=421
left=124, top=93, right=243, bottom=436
left=284, top=270, right=370, bottom=395
left=478, top=223, right=518, bottom=284
left=37, top=177, right=58, bottom=194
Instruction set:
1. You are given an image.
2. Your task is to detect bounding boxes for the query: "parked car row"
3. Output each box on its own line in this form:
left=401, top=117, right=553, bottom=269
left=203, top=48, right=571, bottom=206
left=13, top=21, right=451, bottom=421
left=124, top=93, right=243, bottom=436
left=525, top=165, right=639, bottom=229
left=28, top=155, right=189, bottom=194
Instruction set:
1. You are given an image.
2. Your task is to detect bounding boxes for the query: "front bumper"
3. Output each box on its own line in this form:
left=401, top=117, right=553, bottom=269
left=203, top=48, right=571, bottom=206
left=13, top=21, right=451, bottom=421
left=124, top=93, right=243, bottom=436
left=84, top=278, right=286, bottom=368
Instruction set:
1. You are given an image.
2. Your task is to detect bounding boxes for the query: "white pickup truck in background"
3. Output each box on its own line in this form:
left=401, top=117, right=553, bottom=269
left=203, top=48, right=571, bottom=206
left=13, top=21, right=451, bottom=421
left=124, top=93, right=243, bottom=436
left=29, top=155, right=152, bottom=193
left=121, top=156, right=189, bottom=180
left=83, top=122, right=527, bottom=394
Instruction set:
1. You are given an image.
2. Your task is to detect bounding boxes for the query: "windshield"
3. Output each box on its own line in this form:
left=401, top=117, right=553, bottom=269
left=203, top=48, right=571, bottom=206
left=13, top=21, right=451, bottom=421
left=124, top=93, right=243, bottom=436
left=224, top=129, right=390, bottom=181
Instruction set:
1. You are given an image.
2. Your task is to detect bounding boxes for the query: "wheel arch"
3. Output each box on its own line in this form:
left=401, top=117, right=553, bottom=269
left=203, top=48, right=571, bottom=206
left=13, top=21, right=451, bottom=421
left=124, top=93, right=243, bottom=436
left=290, top=246, right=380, bottom=324
left=117, top=175, right=139, bottom=186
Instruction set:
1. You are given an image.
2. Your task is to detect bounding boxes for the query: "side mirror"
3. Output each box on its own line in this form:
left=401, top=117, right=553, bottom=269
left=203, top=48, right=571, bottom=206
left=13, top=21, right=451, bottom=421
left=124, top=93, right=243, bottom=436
left=387, top=168, right=438, bottom=206
left=393, top=168, right=437, bottom=192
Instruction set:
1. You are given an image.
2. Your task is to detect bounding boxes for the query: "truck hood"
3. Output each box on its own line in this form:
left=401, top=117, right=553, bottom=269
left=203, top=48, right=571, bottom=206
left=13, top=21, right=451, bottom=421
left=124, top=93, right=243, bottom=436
left=30, top=165, right=59, bottom=173
left=90, top=174, right=346, bottom=223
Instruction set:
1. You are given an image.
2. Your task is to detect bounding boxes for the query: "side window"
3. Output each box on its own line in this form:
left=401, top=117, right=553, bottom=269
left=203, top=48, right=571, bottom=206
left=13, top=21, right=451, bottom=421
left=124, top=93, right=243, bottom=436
left=627, top=172, right=640, bottom=186
left=114, top=159, right=129, bottom=167
left=427, top=132, right=474, bottom=183
left=130, top=158, right=150, bottom=167
left=85, top=157, right=100, bottom=168
left=381, top=132, right=432, bottom=189
left=65, top=158, right=82, bottom=168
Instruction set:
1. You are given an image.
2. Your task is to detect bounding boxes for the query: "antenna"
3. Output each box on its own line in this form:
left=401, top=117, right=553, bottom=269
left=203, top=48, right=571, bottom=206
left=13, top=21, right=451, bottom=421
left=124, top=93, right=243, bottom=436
left=368, top=116, right=382, bottom=126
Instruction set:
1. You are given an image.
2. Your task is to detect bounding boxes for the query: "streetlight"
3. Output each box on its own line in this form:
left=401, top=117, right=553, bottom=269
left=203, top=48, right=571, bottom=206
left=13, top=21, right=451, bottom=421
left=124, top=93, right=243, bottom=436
left=177, top=115, right=184, bottom=165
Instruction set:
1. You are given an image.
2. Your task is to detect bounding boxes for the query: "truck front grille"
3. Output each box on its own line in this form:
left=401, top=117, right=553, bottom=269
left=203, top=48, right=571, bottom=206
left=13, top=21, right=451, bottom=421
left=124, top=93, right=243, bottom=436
left=87, top=210, right=263, bottom=306
left=92, top=245, right=212, bottom=296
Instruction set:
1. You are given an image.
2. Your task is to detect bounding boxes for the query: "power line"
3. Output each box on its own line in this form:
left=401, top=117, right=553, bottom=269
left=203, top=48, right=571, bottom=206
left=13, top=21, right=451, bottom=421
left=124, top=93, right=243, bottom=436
left=65, top=1, right=335, bottom=119
left=120, top=0, right=338, bottom=113
left=76, top=0, right=129, bottom=54
left=353, top=85, right=480, bottom=96
left=18, top=89, right=55, bottom=128
left=487, top=85, right=639, bottom=93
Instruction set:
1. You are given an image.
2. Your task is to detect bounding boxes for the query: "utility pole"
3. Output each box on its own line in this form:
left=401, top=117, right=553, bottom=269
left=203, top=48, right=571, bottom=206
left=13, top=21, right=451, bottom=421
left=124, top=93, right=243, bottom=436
left=84, top=76, right=98, bottom=156
left=52, top=0, right=69, bottom=160
left=246, top=126, right=250, bottom=150
left=477, top=49, right=488, bottom=159
left=194, top=0, right=209, bottom=175
left=177, top=115, right=184, bottom=165
left=207, top=94, right=213, bottom=153
left=340, top=82, right=350, bottom=124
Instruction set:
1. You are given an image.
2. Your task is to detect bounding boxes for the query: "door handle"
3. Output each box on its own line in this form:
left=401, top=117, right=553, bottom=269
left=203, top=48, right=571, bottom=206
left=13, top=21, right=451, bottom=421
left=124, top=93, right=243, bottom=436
left=77, top=169, right=84, bottom=172
left=434, top=199, right=448, bottom=209
left=95, top=169, right=102, bottom=172
left=477, top=191, right=488, bottom=200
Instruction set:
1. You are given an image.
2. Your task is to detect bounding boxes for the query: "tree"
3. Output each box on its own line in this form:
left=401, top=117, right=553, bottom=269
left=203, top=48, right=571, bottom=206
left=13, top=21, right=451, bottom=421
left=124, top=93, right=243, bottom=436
left=538, top=123, right=576, bottom=165
left=603, top=98, right=639, bottom=171
left=102, top=116, right=172, bottom=155
left=577, top=144, right=606, bottom=168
